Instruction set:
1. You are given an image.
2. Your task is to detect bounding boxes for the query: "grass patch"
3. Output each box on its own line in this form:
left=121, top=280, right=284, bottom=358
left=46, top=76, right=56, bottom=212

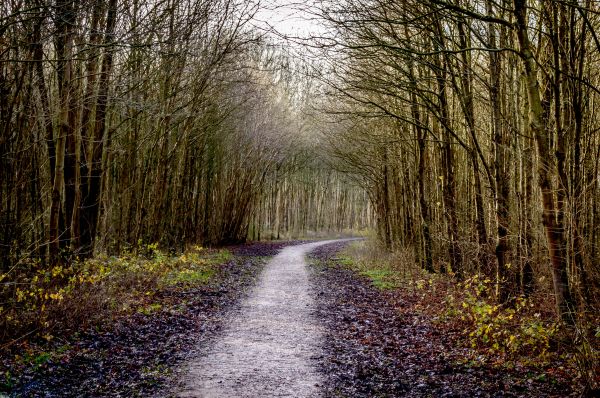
left=360, top=269, right=397, bottom=290
left=332, top=240, right=420, bottom=291
left=161, top=248, right=227, bottom=287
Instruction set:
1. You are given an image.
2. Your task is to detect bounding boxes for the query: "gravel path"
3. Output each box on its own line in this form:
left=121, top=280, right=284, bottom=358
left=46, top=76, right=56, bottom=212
left=6, top=241, right=301, bottom=398
left=176, top=240, right=352, bottom=398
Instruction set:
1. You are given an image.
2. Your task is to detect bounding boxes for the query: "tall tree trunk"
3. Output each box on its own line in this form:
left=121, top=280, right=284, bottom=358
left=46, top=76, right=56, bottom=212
left=50, top=0, right=77, bottom=264
left=456, top=19, right=490, bottom=266
left=408, top=64, right=434, bottom=272
left=432, top=21, right=461, bottom=276
left=80, top=0, right=117, bottom=255
left=487, top=1, right=512, bottom=302
left=513, top=0, right=574, bottom=323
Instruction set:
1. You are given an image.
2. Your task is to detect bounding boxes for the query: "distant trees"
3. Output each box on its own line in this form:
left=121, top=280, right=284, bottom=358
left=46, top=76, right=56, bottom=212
left=252, top=164, right=373, bottom=240
left=315, top=0, right=600, bottom=323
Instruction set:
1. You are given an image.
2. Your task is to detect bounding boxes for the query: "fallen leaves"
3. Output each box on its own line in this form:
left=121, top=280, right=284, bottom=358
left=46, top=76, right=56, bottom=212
left=3, top=241, right=303, bottom=397
left=309, top=242, right=579, bottom=398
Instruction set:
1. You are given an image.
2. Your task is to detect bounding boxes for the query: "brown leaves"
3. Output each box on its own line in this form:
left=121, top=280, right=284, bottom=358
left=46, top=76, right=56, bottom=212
left=309, top=242, right=578, bottom=397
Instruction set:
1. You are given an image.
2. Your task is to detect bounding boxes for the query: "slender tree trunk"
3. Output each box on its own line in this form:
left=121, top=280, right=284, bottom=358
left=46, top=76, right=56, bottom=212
left=50, top=0, right=77, bottom=264
left=409, top=82, right=434, bottom=271
left=485, top=2, right=512, bottom=302
left=80, top=0, right=117, bottom=255
left=514, top=0, right=574, bottom=323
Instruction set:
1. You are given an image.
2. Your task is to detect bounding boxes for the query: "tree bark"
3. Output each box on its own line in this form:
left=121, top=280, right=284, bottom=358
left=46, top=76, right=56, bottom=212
left=80, top=0, right=117, bottom=255
left=513, top=0, right=574, bottom=323
left=50, top=0, right=77, bottom=264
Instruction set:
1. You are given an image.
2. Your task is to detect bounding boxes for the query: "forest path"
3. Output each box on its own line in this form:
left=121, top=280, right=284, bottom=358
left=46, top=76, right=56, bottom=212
left=177, top=239, right=352, bottom=398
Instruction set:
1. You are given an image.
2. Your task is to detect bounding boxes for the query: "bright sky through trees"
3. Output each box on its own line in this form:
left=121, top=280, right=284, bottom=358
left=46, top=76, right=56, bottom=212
left=252, top=0, right=323, bottom=41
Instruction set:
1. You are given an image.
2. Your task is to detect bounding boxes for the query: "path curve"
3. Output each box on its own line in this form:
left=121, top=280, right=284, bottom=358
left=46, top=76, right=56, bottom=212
left=177, top=239, right=352, bottom=398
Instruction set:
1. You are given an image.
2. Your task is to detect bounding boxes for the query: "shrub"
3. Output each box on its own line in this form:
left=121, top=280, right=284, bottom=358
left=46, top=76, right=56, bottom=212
left=448, top=275, right=559, bottom=360
left=0, top=245, right=231, bottom=345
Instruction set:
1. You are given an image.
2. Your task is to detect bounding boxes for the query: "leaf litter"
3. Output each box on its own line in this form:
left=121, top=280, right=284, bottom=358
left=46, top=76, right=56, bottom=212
left=308, top=241, right=578, bottom=398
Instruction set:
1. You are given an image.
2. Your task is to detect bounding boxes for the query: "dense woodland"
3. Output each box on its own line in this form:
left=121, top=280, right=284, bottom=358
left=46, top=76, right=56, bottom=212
left=0, top=0, right=368, bottom=267
left=310, top=0, right=600, bottom=328
left=1, top=0, right=599, bottom=382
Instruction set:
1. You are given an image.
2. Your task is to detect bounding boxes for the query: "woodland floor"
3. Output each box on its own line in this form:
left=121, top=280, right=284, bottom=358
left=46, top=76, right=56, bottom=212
left=309, top=241, right=579, bottom=398
left=5, top=241, right=305, bottom=397
left=5, top=240, right=582, bottom=397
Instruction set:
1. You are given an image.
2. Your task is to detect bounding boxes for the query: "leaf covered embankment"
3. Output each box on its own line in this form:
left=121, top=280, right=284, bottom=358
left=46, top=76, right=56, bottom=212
left=310, top=240, right=583, bottom=397
left=2, top=241, right=301, bottom=397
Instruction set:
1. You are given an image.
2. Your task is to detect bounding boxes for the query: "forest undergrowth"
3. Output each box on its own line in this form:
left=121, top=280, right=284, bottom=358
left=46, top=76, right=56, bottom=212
left=339, top=240, right=599, bottom=394
left=2, top=245, right=231, bottom=343
left=0, top=244, right=238, bottom=393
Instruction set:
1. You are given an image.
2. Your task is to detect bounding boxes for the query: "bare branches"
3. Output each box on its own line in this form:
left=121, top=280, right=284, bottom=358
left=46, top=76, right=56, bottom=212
left=310, top=0, right=600, bottom=328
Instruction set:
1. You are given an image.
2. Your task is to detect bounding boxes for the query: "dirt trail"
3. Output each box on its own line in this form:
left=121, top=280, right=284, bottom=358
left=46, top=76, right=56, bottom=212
left=177, top=240, right=352, bottom=398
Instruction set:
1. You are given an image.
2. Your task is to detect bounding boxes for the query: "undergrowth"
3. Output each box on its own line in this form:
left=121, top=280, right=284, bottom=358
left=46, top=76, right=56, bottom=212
left=0, top=244, right=231, bottom=348
left=0, top=244, right=235, bottom=392
left=336, top=239, right=599, bottom=392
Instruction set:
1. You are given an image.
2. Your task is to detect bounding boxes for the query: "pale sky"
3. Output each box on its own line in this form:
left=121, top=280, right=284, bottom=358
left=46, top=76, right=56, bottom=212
left=252, top=0, right=325, bottom=41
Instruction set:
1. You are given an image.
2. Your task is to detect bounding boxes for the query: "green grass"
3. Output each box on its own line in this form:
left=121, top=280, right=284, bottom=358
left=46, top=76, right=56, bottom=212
left=161, top=249, right=228, bottom=286
left=338, top=257, right=355, bottom=267
left=330, top=240, right=415, bottom=291
left=333, top=253, right=399, bottom=290
left=360, top=269, right=398, bottom=289
left=209, top=249, right=232, bottom=264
